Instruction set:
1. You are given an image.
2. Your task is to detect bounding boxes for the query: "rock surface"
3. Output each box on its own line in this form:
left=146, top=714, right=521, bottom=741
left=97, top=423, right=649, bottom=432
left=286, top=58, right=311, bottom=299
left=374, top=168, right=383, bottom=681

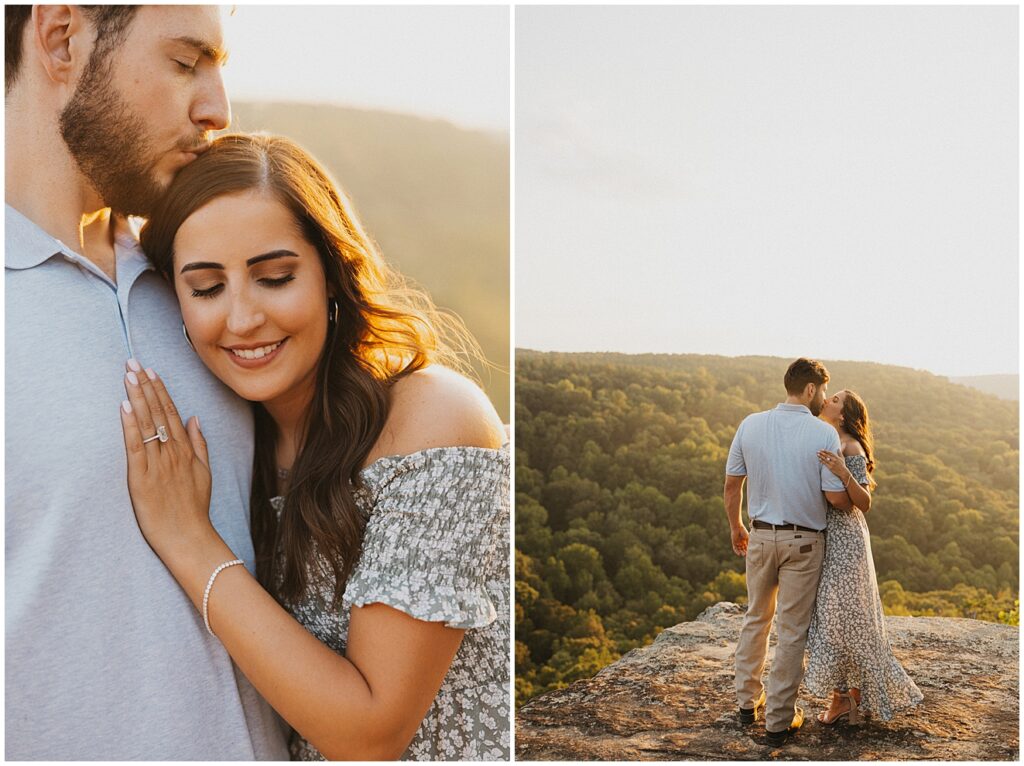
left=516, top=602, right=1018, bottom=761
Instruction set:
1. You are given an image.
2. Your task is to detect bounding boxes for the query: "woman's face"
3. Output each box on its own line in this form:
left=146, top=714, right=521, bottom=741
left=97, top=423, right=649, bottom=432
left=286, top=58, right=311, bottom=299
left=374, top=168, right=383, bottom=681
left=820, top=389, right=847, bottom=425
left=172, top=189, right=330, bottom=410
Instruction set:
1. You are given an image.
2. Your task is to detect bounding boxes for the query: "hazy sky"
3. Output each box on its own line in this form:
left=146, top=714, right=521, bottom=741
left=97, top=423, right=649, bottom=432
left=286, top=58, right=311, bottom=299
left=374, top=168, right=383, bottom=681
left=516, top=6, right=1017, bottom=378
left=220, top=6, right=509, bottom=133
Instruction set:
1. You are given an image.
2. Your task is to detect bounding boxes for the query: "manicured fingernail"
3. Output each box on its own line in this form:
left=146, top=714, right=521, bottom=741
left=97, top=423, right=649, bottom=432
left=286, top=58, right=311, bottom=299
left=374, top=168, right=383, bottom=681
left=194, top=415, right=201, bottom=430
left=126, top=371, right=138, bottom=385
left=145, top=367, right=156, bottom=380
left=122, top=400, right=132, bottom=413
left=127, top=359, right=141, bottom=372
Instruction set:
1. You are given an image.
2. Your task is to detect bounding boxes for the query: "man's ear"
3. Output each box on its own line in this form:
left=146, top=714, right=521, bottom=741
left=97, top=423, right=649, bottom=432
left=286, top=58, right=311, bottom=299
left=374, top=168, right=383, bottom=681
left=803, top=382, right=817, bottom=402
left=31, top=5, right=89, bottom=87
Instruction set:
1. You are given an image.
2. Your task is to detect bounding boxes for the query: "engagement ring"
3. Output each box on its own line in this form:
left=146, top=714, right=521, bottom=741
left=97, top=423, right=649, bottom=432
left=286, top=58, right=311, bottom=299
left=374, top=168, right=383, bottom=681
left=142, top=425, right=169, bottom=444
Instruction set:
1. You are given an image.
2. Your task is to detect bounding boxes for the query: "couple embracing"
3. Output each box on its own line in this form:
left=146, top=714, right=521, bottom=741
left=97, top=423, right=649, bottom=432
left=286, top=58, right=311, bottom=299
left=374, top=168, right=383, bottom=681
left=724, top=358, right=922, bottom=746
left=7, top=5, right=507, bottom=760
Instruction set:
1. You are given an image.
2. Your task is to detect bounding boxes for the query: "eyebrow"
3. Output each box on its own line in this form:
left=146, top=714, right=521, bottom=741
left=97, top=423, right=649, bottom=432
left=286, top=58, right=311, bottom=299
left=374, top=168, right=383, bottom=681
left=171, top=35, right=230, bottom=66
left=179, top=250, right=299, bottom=274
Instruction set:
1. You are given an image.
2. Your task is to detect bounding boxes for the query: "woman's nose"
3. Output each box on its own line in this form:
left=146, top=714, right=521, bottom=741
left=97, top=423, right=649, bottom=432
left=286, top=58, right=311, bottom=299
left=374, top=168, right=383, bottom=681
left=225, top=294, right=266, bottom=336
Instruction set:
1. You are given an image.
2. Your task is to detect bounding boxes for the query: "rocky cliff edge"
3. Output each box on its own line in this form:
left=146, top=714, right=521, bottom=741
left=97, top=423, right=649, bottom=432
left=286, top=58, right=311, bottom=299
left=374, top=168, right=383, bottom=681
left=516, top=602, right=1018, bottom=761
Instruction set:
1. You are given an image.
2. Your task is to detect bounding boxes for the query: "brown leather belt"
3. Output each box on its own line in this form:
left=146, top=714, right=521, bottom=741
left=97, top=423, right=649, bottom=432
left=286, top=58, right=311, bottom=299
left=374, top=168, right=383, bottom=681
left=752, top=520, right=823, bottom=534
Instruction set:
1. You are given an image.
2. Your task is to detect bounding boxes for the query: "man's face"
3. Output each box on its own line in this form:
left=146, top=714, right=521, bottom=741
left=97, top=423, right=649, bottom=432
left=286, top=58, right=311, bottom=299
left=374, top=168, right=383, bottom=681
left=59, top=6, right=230, bottom=217
left=808, top=383, right=827, bottom=416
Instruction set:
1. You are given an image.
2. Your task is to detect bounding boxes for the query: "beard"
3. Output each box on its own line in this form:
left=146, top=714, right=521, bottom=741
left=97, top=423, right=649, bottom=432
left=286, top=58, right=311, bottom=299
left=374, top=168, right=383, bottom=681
left=58, top=50, right=166, bottom=217
left=809, top=397, right=824, bottom=416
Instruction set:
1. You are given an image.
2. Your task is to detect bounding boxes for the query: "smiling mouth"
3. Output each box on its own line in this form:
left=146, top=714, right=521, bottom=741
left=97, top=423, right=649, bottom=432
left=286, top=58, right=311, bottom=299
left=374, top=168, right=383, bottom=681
left=228, top=340, right=285, bottom=360
left=223, top=339, right=287, bottom=369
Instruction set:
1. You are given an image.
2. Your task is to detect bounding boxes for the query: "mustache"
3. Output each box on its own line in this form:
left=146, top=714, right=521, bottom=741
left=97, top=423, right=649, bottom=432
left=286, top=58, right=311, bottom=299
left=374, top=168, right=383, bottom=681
left=177, top=135, right=213, bottom=154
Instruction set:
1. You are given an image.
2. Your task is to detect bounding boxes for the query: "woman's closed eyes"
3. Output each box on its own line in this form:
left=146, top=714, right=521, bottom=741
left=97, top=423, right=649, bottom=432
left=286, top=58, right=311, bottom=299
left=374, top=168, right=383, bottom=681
left=190, top=273, right=296, bottom=299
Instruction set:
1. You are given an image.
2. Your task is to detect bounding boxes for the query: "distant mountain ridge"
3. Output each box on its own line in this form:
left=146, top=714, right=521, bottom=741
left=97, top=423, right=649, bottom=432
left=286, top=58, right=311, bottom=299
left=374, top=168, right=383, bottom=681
left=229, top=101, right=510, bottom=420
left=949, top=374, right=1018, bottom=401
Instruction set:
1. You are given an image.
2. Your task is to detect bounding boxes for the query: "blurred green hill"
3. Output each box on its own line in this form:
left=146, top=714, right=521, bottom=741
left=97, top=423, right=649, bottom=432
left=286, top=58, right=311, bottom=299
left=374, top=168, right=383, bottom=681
left=949, top=374, right=1019, bottom=401
left=515, top=350, right=1019, bottom=706
left=231, top=102, right=509, bottom=420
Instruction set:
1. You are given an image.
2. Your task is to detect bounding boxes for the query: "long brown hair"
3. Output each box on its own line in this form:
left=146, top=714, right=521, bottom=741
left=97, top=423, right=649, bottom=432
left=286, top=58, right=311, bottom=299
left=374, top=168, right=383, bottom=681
left=141, top=133, right=479, bottom=606
left=840, top=389, right=877, bottom=490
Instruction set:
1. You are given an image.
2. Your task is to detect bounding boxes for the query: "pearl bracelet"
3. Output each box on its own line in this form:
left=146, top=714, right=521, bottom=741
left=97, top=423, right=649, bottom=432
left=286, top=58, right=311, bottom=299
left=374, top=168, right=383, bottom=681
left=203, top=559, right=244, bottom=637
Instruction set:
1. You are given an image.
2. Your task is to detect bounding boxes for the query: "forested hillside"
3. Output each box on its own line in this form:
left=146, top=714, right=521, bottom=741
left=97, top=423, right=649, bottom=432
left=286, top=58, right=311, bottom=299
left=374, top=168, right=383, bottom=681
left=515, top=351, right=1019, bottom=706
left=950, top=374, right=1019, bottom=401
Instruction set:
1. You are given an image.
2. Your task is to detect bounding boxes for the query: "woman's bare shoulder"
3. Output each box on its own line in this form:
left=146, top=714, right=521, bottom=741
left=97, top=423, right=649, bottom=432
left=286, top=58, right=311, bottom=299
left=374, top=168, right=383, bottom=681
left=368, top=367, right=505, bottom=462
left=841, top=438, right=867, bottom=457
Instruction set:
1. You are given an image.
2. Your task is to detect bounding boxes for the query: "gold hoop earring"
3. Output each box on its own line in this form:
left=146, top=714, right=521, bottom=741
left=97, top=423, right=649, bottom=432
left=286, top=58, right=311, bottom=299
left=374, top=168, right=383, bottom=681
left=328, top=298, right=339, bottom=326
left=182, top=322, right=195, bottom=352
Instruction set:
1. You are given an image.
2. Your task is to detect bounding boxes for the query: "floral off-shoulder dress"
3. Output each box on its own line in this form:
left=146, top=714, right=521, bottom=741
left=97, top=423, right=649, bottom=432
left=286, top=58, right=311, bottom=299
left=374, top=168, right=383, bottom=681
left=270, top=445, right=510, bottom=760
left=804, top=454, right=923, bottom=720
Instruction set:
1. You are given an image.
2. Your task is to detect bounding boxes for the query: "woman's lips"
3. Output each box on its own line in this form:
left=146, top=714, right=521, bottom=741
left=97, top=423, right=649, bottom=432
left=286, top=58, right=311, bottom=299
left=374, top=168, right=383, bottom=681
left=223, top=338, right=287, bottom=369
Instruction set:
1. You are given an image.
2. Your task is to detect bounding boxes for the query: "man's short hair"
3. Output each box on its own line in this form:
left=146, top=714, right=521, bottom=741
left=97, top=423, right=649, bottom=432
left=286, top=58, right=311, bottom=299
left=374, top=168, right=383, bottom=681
left=6, top=5, right=139, bottom=95
left=784, top=358, right=830, bottom=395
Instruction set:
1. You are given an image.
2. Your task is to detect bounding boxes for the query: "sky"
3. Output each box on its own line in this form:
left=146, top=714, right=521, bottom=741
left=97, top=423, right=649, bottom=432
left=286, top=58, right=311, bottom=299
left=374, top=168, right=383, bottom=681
left=516, top=6, right=1018, bottom=378
left=219, top=6, right=509, bottom=134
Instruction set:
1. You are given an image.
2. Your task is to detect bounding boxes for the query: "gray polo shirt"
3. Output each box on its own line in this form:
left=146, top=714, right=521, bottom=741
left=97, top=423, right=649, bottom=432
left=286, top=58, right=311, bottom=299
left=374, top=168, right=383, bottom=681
left=5, top=205, right=288, bottom=760
left=725, top=402, right=845, bottom=531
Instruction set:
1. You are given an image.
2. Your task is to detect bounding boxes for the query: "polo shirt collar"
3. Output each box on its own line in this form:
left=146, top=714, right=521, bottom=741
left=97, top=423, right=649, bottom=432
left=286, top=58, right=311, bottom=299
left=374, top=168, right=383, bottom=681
left=114, top=216, right=153, bottom=277
left=776, top=402, right=812, bottom=415
left=5, top=205, right=152, bottom=277
left=5, top=205, right=69, bottom=270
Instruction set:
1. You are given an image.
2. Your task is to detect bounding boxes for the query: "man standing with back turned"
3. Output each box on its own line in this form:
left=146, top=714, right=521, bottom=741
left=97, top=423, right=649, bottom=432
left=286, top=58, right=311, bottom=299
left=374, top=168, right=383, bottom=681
left=724, top=358, right=852, bottom=746
left=5, top=6, right=287, bottom=758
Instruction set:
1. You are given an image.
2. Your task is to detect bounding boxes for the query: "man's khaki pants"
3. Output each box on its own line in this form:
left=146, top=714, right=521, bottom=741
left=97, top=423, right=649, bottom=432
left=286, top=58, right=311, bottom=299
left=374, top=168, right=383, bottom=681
left=734, top=526, right=825, bottom=732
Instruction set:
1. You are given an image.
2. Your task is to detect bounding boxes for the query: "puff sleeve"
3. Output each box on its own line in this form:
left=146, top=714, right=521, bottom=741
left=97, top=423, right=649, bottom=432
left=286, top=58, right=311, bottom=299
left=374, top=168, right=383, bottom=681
left=846, top=454, right=870, bottom=486
left=344, top=447, right=510, bottom=630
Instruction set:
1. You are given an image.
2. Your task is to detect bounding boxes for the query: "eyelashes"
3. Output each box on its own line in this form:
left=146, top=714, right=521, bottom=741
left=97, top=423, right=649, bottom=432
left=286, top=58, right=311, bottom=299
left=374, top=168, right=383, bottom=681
left=191, top=284, right=222, bottom=299
left=261, top=274, right=296, bottom=288
left=190, top=274, right=296, bottom=299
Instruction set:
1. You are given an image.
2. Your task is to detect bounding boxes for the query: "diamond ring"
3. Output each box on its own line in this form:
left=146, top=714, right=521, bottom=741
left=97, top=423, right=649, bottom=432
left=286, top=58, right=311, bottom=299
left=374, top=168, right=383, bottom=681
left=142, top=425, right=170, bottom=444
